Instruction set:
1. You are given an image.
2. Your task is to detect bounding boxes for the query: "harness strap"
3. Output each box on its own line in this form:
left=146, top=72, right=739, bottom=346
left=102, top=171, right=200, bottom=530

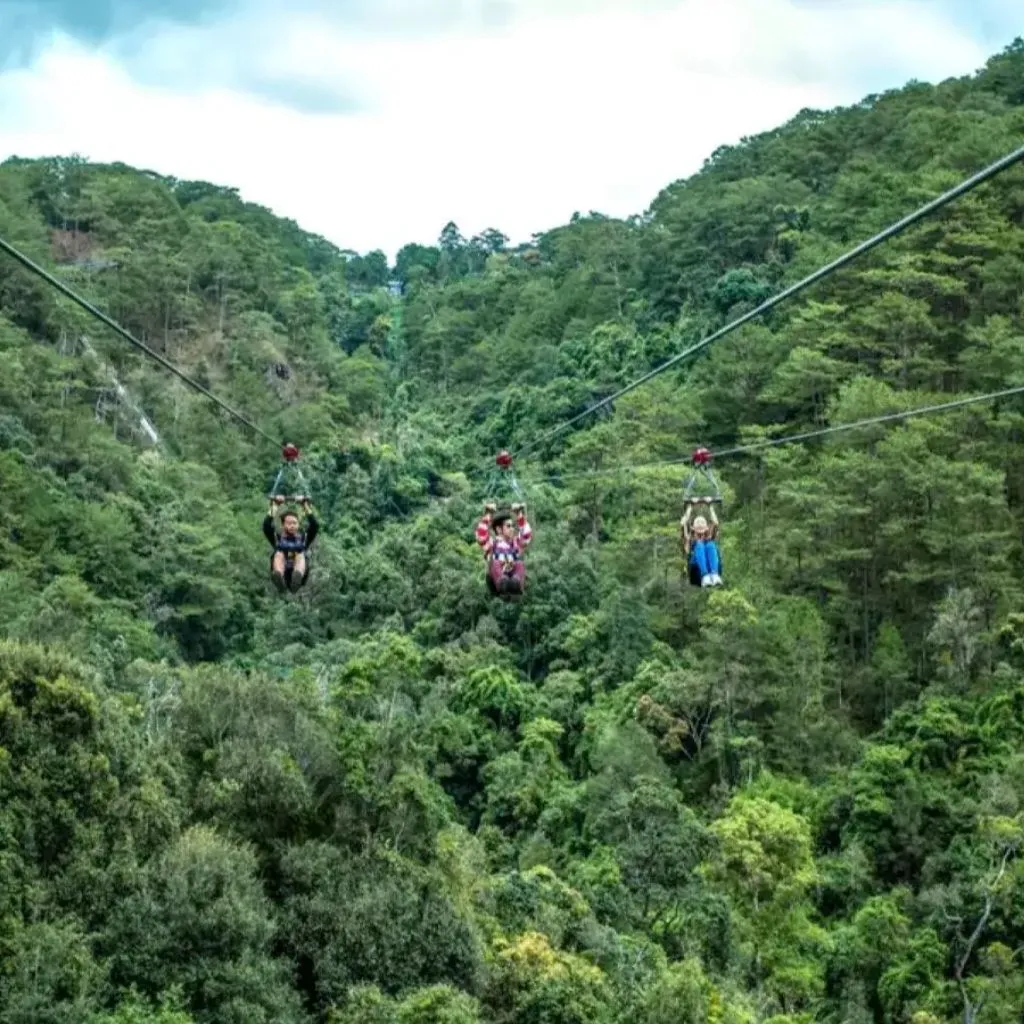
left=683, top=464, right=722, bottom=502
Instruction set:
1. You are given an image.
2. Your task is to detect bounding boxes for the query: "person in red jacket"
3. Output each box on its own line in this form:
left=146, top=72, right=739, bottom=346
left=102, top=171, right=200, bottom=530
left=476, top=502, right=532, bottom=598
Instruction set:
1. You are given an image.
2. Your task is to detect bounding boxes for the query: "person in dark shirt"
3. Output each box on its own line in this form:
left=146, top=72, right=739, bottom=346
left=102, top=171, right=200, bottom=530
left=263, top=497, right=318, bottom=592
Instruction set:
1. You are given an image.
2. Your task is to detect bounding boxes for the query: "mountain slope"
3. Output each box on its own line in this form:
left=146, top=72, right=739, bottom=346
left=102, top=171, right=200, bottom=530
left=0, top=38, right=1023, bottom=1024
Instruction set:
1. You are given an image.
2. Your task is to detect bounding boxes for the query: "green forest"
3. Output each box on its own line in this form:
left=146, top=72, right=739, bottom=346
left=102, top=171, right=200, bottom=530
left=1, top=38, right=1024, bottom=1024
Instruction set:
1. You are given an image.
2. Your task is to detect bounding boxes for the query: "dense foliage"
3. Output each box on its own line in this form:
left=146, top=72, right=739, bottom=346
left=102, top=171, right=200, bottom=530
left=1, top=39, right=1024, bottom=1024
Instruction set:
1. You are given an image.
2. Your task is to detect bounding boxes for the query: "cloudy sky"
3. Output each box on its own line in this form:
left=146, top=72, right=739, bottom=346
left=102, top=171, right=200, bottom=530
left=0, top=1, right=1019, bottom=258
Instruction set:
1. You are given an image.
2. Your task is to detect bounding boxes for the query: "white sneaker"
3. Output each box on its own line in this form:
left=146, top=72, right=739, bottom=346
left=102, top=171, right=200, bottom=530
left=701, top=574, right=713, bottom=587
left=712, top=574, right=723, bottom=586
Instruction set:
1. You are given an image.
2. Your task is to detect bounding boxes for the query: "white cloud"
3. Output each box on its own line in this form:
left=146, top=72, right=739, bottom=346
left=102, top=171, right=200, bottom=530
left=0, top=0, right=1008, bottom=258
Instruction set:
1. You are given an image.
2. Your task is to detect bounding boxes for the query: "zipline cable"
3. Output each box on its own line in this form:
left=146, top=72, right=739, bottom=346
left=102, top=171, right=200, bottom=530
left=0, top=235, right=282, bottom=448
left=513, top=141, right=1024, bottom=461
left=714, top=384, right=1024, bottom=458
left=542, top=383, right=1024, bottom=483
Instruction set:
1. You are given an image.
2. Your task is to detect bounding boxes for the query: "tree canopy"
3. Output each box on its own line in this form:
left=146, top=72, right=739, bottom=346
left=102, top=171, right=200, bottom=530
left=1, top=38, right=1024, bottom=1024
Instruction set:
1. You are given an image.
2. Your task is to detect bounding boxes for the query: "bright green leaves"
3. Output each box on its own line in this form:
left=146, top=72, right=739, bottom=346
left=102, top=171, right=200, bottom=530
left=91, top=994, right=195, bottom=1024
left=705, top=794, right=828, bottom=1016
left=329, top=984, right=482, bottom=1024
left=707, top=795, right=818, bottom=906
left=639, top=957, right=755, bottom=1024
left=390, top=985, right=482, bottom=1024
left=874, top=928, right=946, bottom=1023
left=485, top=931, right=613, bottom=1024
left=817, top=682, right=1024, bottom=1020
left=455, top=667, right=535, bottom=732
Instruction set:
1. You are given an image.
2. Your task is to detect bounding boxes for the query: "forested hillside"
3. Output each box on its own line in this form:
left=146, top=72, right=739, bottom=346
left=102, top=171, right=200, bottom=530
left=1, top=38, right=1024, bottom=1024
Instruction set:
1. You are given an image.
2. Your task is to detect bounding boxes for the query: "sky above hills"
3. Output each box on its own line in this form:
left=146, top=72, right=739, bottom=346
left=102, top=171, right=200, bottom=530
left=0, top=0, right=1019, bottom=257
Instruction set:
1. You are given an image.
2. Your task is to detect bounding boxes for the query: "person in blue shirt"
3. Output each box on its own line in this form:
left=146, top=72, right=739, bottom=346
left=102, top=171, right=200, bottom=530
left=680, top=500, right=723, bottom=588
left=263, top=496, right=318, bottom=592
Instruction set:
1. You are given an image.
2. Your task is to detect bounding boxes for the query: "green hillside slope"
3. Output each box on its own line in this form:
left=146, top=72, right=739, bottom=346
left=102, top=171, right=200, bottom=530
left=0, top=39, right=1023, bottom=1024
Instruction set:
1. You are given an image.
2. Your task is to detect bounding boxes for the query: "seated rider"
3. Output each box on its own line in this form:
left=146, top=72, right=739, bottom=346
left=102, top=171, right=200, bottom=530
left=475, top=501, right=532, bottom=596
left=263, top=497, right=318, bottom=592
left=680, top=500, right=723, bottom=588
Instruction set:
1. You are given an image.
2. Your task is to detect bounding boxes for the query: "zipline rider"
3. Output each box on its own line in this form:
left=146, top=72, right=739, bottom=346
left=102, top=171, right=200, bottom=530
left=263, top=497, right=318, bottom=592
